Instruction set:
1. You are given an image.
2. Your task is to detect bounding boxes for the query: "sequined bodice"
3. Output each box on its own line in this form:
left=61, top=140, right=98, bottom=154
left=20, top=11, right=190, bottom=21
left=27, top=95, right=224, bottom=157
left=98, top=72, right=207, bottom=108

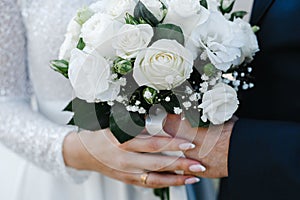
left=0, top=0, right=94, bottom=181
left=21, top=0, right=89, bottom=100
left=0, top=0, right=27, bottom=98
left=21, top=0, right=95, bottom=123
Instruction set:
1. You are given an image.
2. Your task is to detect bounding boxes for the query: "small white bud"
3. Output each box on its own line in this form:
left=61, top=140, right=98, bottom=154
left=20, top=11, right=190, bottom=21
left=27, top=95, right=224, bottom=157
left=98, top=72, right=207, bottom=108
left=138, top=107, right=146, bottom=114
left=185, top=86, right=193, bottom=94
left=242, top=84, right=249, bottom=90
left=201, top=74, right=210, bottom=81
left=107, top=101, right=114, bottom=106
left=183, top=101, right=192, bottom=108
left=165, top=97, right=171, bottom=102
left=174, top=107, right=183, bottom=114
left=135, top=100, right=141, bottom=106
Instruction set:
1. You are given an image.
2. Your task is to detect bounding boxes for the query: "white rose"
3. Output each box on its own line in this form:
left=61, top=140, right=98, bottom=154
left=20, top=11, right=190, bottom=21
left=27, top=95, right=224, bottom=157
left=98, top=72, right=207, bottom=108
left=89, top=0, right=106, bottom=12
left=206, top=0, right=220, bottom=11
left=189, top=11, right=243, bottom=71
left=81, top=13, right=122, bottom=51
left=68, top=49, right=120, bottom=102
left=105, top=0, right=135, bottom=21
left=112, top=24, right=154, bottom=59
left=164, top=0, right=209, bottom=37
left=133, top=39, right=194, bottom=90
left=141, top=0, right=165, bottom=21
left=200, top=83, right=239, bottom=125
left=59, top=18, right=81, bottom=60
left=232, top=18, right=259, bottom=63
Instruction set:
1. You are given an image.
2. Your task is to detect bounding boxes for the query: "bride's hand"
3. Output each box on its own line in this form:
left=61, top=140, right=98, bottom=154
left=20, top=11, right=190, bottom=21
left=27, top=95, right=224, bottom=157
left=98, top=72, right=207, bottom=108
left=63, top=129, right=206, bottom=188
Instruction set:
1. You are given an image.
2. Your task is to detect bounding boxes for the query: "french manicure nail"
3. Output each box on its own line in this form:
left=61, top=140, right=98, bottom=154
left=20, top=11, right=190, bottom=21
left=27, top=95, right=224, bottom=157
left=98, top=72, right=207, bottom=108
left=189, top=164, right=206, bottom=172
left=185, top=177, right=200, bottom=185
left=179, top=143, right=196, bottom=150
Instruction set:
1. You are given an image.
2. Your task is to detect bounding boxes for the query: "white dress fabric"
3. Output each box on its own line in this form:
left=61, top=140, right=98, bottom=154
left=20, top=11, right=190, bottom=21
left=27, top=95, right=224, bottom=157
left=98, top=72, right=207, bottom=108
left=0, top=0, right=158, bottom=199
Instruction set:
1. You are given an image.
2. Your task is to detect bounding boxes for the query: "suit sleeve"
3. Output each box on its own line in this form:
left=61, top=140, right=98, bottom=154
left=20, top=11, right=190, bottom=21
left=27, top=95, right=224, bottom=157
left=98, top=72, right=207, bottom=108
left=219, top=118, right=300, bottom=200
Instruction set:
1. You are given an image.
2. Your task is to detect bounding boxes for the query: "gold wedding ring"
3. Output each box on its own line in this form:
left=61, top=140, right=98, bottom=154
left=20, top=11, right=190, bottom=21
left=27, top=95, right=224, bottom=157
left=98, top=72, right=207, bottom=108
left=140, top=172, right=149, bottom=185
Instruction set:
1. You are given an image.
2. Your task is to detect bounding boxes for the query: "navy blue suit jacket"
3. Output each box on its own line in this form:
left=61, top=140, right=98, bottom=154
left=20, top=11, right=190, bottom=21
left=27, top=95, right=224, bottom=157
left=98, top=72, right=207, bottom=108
left=219, top=0, right=300, bottom=199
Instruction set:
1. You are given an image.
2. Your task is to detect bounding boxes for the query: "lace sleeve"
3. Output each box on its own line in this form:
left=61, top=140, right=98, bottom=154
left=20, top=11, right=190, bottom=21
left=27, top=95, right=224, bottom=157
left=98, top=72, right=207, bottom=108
left=0, top=0, right=89, bottom=183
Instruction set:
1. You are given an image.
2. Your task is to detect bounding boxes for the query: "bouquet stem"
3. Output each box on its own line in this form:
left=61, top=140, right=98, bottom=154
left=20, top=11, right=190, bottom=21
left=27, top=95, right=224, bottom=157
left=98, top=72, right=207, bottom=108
left=154, top=188, right=170, bottom=200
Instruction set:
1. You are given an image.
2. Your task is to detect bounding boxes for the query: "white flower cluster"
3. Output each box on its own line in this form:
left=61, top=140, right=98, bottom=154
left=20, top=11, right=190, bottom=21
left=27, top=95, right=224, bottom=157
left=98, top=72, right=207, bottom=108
left=56, top=0, right=259, bottom=125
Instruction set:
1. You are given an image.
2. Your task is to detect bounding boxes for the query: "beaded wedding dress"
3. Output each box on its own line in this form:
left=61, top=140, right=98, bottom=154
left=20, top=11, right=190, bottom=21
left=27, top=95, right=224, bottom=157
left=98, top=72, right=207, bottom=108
left=0, top=0, right=157, bottom=199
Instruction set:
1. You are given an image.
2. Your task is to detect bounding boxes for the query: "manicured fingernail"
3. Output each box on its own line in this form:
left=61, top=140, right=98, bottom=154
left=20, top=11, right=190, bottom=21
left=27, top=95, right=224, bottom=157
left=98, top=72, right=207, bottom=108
left=179, top=143, right=196, bottom=150
left=189, top=164, right=206, bottom=172
left=185, top=177, right=200, bottom=185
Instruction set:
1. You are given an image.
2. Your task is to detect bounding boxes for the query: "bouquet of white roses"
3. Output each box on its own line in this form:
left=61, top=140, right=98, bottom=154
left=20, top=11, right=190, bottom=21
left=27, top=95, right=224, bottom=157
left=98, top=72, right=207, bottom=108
left=51, top=0, right=259, bottom=199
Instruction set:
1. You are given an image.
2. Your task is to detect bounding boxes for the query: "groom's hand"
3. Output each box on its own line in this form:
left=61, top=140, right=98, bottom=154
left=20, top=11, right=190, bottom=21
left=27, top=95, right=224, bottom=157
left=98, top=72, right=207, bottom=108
left=164, top=114, right=237, bottom=178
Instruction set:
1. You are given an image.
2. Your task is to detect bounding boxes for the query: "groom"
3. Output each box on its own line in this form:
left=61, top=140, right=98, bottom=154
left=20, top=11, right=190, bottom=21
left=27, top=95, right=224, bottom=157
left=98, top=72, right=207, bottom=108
left=166, top=0, right=300, bottom=199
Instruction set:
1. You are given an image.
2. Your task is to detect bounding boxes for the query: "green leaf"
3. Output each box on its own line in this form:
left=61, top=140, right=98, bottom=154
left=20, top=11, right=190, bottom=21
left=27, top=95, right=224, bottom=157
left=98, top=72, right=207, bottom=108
left=67, top=118, right=75, bottom=126
left=125, top=13, right=140, bottom=25
left=152, top=24, right=185, bottom=46
left=185, top=68, right=210, bottom=127
left=220, top=0, right=235, bottom=15
left=199, top=0, right=208, bottom=9
left=65, top=98, right=111, bottom=131
left=230, top=11, right=248, bottom=21
left=134, top=1, right=160, bottom=26
left=110, top=103, right=145, bottom=143
left=63, top=101, right=73, bottom=112
left=128, top=86, right=154, bottom=111
left=187, top=67, right=203, bottom=92
left=160, top=91, right=181, bottom=114
left=184, top=106, right=210, bottom=128
left=50, top=59, right=69, bottom=78
left=77, top=38, right=86, bottom=50
left=95, top=102, right=112, bottom=129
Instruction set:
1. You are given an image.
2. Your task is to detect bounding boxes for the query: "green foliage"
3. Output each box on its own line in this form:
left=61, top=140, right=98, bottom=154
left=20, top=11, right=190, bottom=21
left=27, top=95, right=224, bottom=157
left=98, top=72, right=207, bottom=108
left=77, top=38, right=86, bottom=50
left=184, top=68, right=210, bottom=127
left=160, top=91, right=181, bottom=114
left=109, top=103, right=145, bottom=143
left=152, top=24, right=185, bottom=45
left=142, top=87, right=158, bottom=105
left=134, top=1, right=160, bottom=26
left=185, top=106, right=210, bottom=127
left=219, top=0, right=235, bottom=15
left=125, top=13, right=141, bottom=25
left=50, top=59, right=69, bottom=78
left=187, top=67, right=203, bottom=92
left=65, top=98, right=111, bottom=131
left=154, top=188, right=170, bottom=200
left=230, top=11, right=248, bottom=21
left=200, top=0, right=208, bottom=9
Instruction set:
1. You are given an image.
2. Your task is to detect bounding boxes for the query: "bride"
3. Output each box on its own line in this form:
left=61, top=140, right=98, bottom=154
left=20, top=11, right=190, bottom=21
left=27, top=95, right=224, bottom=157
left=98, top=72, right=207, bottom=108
left=0, top=0, right=208, bottom=199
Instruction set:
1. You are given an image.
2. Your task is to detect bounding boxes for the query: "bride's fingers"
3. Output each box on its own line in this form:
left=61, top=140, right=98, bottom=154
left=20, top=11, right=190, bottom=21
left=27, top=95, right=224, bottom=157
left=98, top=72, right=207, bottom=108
left=120, top=136, right=196, bottom=153
left=135, top=173, right=200, bottom=188
left=127, top=153, right=206, bottom=174
left=146, top=173, right=200, bottom=188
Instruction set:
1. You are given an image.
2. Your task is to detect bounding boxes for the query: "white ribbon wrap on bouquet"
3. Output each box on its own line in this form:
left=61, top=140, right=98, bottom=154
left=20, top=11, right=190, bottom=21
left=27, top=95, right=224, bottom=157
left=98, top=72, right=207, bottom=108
left=145, top=107, right=188, bottom=200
